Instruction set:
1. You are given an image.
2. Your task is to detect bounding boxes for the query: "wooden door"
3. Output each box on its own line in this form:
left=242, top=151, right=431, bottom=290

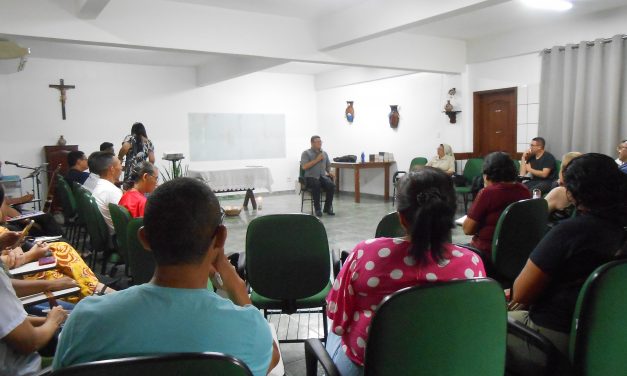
left=473, top=88, right=517, bottom=157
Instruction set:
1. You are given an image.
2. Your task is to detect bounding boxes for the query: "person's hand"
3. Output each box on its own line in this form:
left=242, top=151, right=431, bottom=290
left=28, top=241, right=50, bottom=260
left=210, top=249, right=246, bottom=297
left=316, top=152, right=325, bottom=162
left=328, top=171, right=335, bottom=180
left=47, top=305, right=68, bottom=327
left=1, top=248, right=18, bottom=268
left=49, top=277, right=78, bottom=291
left=21, top=193, right=34, bottom=202
left=0, top=230, right=21, bottom=250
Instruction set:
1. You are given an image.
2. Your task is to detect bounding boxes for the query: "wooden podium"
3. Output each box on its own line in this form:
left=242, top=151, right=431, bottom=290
left=43, top=145, right=78, bottom=212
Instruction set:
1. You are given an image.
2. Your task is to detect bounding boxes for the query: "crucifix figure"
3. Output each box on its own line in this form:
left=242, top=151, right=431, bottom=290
left=49, top=79, right=76, bottom=120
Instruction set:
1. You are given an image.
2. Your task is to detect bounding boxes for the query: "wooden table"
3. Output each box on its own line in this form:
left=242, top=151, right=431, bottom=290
left=331, top=161, right=395, bottom=203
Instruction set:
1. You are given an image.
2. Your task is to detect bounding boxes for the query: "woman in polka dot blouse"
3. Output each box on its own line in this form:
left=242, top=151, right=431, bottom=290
left=325, top=167, right=486, bottom=375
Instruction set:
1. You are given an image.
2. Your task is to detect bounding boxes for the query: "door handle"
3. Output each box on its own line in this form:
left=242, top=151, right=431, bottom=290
left=495, top=131, right=502, bottom=134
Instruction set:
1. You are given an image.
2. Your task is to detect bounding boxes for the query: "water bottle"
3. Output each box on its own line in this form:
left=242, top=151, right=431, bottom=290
left=361, top=152, right=365, bottom=163
left=532, top=189, right=541, bottom=199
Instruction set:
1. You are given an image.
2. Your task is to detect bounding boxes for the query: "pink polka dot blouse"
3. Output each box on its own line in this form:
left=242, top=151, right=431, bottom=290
left=326, top=237, right=486, bottom=366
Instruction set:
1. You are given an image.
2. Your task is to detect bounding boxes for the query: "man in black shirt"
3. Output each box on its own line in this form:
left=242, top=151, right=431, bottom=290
left=519, top=137, right=557, bottom=194
left=65, top=150, right=90, bottom=185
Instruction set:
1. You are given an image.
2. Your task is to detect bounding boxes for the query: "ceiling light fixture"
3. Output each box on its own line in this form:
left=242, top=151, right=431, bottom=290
left=522, top=0, right=572, bottom=11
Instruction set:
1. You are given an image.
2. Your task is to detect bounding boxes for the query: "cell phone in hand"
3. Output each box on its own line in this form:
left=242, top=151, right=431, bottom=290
left=10, top=220, right=34, bottom=249
left=38, top=256, right=56, bottom=265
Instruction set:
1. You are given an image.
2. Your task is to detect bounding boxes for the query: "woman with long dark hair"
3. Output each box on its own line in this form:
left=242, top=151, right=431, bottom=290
left=509, top=153, right=627, bottom=356
left=325, top=167, right=486, bottom=375
left=118, top=122, right=155, bottom=185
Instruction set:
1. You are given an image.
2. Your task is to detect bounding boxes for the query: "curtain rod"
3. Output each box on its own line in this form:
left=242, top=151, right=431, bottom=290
left=541, top=34, right=627, bottom=54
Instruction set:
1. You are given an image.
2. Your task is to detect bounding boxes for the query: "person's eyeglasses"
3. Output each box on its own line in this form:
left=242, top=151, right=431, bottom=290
left=529, top=144, right=540, bottom=148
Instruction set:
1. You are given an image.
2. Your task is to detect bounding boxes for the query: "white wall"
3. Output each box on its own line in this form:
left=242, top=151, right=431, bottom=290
left=0, top=58, right=318, bottom=194
left=316, top=72, right=466, bottom=195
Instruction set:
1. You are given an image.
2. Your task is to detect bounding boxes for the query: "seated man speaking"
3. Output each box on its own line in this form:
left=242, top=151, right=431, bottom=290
left=53, top=178, right=279, bottom=376
left=301, top=135, right=335, bottom=217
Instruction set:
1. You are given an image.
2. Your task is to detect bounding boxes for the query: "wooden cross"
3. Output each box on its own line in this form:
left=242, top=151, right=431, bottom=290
left=48, top=79, right=76, bottom=120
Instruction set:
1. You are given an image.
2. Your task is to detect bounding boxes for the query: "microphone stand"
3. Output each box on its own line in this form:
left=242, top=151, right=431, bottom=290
left=13, top=163, right=47, bottom=211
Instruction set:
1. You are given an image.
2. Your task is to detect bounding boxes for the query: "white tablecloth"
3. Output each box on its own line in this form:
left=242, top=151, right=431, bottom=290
left=187, top=167, right=273, bottom=192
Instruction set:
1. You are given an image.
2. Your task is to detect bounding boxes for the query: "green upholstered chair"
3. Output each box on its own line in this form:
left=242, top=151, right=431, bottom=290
left=246, top=213, right=331, bottom=343
left=569, top=259, right=627, bottom=375
left=374, top=211, right=405, bottom=238
left=392, top=157, right=428, bottom=206
left=305, top=279, right=507, bottom=376
left=507, top=259, right=627, bottom=376
left=49, top=352, right=253, bottom=376
left=491, top=198, right=548, bottom=288
left=126, top=217, right=156, bottom=285
left=55, top=175, right=81, bottom=245
left=455, top=158, right=484, bottom=213
left=109, top=203, right=132, bottom=277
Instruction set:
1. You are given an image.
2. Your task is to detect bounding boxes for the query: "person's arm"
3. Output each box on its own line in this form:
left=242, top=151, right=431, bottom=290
left=148, top=150, right=155, bottom=164
left=118, top=142, right=131, bottom=161
left=212, top=251, right=251, bottom=306
left=302, top=152, right=324, bottom=171
left=267, top=340, right=280, bottom=375
left=11, top=277, right=78, bottom=298
left=2, top=199, right=21, bottom=218
left=512, top=259, right=551, bottom=305
left=3, top=306, right=67, bottom=354
left=545, top=186, right=570, bottom=213
left=462, top=216, right=479, bottom=235
left=446, top=158, right=455, bottom=175
left=527, top=166, right=552, bottom=179
left=5, top=193, right=34, bottom=206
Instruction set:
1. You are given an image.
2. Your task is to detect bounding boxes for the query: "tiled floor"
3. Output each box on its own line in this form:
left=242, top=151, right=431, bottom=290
left=215, top=190, right=473, bottom=376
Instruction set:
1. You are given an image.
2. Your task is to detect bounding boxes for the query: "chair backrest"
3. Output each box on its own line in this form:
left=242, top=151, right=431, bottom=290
left=365, top=279, right=506, bottom=376
left=49, top=352, right=253, bottom=376
left=374, top=212, right=405, bottom=238
left=55, top=175, right=77, bottom=218
left=555, top=159, right=562, bottom=175
left=245, top=214, right=330, bottom=301
left=569, top=259, right=627, bottom=375
left=409, top=157, right=428, bottom=170
left=82, top=193, right=110, bottom=252
left=109, top=204, right=131, bottom=265
left=462, top=158, right=484, bottom=182
left=492, top=199, right=548, bottom=284
left=126, top=217, right=156, bottom=285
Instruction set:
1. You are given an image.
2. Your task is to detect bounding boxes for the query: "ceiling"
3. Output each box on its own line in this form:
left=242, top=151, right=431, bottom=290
left=1, top=0, right=627, bottom=84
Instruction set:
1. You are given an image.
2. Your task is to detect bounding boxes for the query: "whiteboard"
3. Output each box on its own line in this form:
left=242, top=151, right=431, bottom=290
left=188, top=113, right=286, bottom=161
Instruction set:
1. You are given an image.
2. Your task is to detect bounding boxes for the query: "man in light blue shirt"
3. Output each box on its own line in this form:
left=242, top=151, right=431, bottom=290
left=53, top=178, right=279, bottom=375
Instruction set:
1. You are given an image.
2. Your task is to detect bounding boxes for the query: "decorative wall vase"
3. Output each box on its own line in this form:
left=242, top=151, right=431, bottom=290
left=388, top=105, right=400, bottom=128
left=57, top=135, right=67, bottom=146
left=345, top=101, right=354, bottom=123
left=444, top=100, right=454, bottom=112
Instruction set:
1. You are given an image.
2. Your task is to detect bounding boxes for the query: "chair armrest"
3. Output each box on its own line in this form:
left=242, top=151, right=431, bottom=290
left=304, top=339, right=340, bottom=376
left=35, top=365, right=52, bottom=375
left=392, top=170, right=406, bottom=182
left=506, top=317, right=571, bottom=376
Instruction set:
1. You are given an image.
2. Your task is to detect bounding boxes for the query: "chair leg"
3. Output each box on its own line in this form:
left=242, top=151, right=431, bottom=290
left=322, top=306, right=328, bottom=343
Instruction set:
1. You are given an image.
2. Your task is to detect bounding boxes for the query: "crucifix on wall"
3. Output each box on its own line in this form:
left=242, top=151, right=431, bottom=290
left=48, top=79, right=76, bottom=120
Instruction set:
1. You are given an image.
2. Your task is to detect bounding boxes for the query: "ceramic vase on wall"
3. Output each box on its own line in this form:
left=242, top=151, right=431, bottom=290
left=389, top=105, right=399, bottom=128
left=345, top=101, right=354, bottom=123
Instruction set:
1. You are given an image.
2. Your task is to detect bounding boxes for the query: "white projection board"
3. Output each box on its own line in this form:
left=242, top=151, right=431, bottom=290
left=188, top=113, right=286, bottom=161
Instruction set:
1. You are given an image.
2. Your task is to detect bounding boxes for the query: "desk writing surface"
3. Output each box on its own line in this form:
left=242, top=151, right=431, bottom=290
left=187, top=167, right=273, bottom=192
left=10, top=260, right=57, bottom=277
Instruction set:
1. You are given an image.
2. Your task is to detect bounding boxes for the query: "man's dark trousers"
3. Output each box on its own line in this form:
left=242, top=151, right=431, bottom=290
left=306, top=176, right=335, bottom=211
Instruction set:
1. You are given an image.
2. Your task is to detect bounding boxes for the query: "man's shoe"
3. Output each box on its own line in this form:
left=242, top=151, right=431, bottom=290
left=315, top=210, right=323, bottom=217
left=323, top=208, right=335, bottom=216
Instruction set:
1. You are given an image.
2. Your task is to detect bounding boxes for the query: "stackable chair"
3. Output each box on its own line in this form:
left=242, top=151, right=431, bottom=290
left=49, top=352, right=253, bottom=376
left=507, top=259, right=627, bottom=376
left=109, top=203, right=132, bottom=277
left=491, top=198, right=548, bottom=288
left=374, top=212, right=405, bottom=238
left=392, top=157, right=428, bottom=205
left=126, top=217, right=156, bottom=285
left=246, top=213, right=331, bottom=343
left=305, top=279, right=507, bottom=376
left=454, top=158, right=484, bottom=212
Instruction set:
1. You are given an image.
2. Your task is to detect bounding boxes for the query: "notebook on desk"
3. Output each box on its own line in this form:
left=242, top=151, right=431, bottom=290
left=6, top=211, right=45, bottom=222
left=455, top=215, right=467, bottom=226
left=19, top=287, right=81, bottom=307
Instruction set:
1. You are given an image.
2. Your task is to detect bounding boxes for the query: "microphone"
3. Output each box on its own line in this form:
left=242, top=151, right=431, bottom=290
left=4, top=161, right=22, bottom=167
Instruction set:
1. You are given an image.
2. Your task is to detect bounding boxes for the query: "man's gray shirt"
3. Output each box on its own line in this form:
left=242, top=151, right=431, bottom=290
left=301, top=148, right=330, bottom=179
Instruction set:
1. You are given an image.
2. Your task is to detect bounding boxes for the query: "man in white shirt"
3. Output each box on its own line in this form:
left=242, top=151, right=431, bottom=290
left=87, top=152, right=123, bottom=235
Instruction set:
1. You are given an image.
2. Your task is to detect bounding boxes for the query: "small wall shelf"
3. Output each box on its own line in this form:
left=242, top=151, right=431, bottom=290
left=444, top=110, right=462, bottom=124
